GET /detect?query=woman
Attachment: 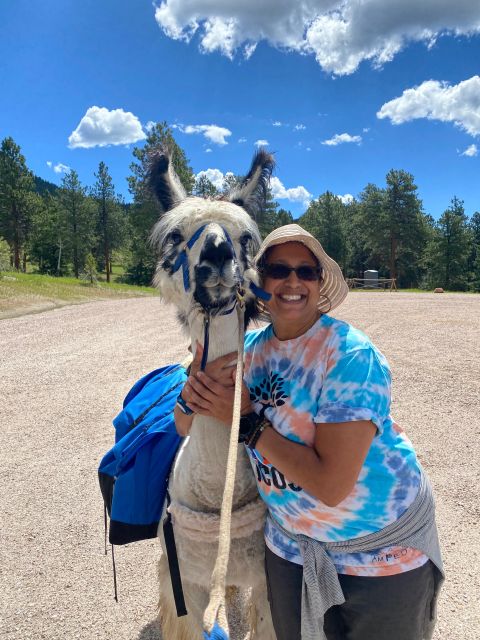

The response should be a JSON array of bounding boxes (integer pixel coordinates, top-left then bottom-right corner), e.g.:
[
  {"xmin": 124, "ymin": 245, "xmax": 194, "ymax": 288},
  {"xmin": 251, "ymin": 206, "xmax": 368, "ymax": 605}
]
[{"xmin": 175, "ymin": 224, "xmax": 443, "ymax": 640}]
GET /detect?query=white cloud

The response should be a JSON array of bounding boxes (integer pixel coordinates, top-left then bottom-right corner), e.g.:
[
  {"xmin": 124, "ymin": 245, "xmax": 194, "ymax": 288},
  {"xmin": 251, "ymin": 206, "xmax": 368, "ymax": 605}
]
[
  {"xmin": 244, "ymin": 43, "xmax": 257, "ymax": 59},
  {"xmin": 181, "ymin": 124, "xmax": 232, "ymax": 145},
  {"xmin": 205, "ymin": 147, "xmax": 213, "ymax": 153},
  {"xmin": 154, "ymin": 1, "xmax": 480, "ymax": 75},
  {"xmin": 306, "ymin": 147, "xmax": 312, "ymax": 151},
  {"xmin": 294, "ymin": 123, "xmax": 306, "ymax": 130},
  {"xmin": 461, "ymin": 144, "xmax": 478, "ymax": 157},
  {"xmin": 377, "ymin": 76, "xmax": 480, "ymax": 137},
  {"xmin": 46, "ymin": 161, "xmax": 52, "ymax": 168},
  {"xmin": 363, "ymin": 127, "xmax": 370, "ymax": 133},
  {"xmin": 68, "ymin": 106, "xmax": 146, "ymax": 148},
  {"xmin": 53, "ymin": 163, "xmax": 71, "ymax": 174},
  {"xmin": 338, "ymin": 193, "xmax": 354, "ymax": 204},
  {"xmin": 270, "ymin": 176, "xmax": 312, "ymax": 206},
  {"xmin": 254, "ymin": 139, "xmax": 269, "ymax": 147},
  {"xmin": 145, "ymin": 120, "xmax": 156, "ymax": 132},
  {"xmin": 238, "ymin": 137, "xmax": 247, "ymax": 143},
  {"xmin": 322, "ymin": 132, "xmax": 362, "ymax": 146},
  {"xmin": 272, "ymin": 121, "xmax": 282, "ymax": 127},
  {"xmin": 195, "ymin": 168, "xmax": 235, "ymax": 190}
]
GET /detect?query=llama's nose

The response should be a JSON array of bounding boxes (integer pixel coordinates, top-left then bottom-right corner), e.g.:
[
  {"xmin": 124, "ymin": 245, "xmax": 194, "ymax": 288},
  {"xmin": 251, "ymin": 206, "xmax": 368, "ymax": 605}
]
[{"xmin": 199, "ymin": 233, "xmax": 234, "ymax": 269}]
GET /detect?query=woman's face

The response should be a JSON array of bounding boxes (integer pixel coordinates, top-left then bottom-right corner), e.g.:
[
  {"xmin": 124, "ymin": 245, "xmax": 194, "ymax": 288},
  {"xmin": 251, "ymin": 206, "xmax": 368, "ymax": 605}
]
[{"xmin": 262, "ymin": 242, "xmax": 322, "ymax": 339}]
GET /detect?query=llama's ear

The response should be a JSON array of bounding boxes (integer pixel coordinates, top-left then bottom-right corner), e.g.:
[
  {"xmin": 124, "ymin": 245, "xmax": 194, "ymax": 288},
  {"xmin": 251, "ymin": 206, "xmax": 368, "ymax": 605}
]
[
  {"xmin": 227, "ymin": 150, "xmax": 275, "ymax": 219},
  {"xmin": 148, "ymin": 149, "xmax": 187, "ymax": 213}
]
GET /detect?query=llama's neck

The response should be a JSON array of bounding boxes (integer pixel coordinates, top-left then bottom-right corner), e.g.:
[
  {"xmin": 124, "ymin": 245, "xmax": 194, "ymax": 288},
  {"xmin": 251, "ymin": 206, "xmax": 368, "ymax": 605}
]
[
  {"xmin": 189, "ymin": 311, "xmax": 240, "ymax": 360},
  {"xmin": 170, "ymin": 309, "xmax": 257, "ymax": 512}
]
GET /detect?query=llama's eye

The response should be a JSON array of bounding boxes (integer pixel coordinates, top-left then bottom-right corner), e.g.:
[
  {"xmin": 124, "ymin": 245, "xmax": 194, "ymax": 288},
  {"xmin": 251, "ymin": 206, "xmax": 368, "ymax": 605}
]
[
  {"xmin": 240, "ymin": 232, "xmax": 252, "ymax": 246},
  {"xmin": 169, "ymin": 230, "xmax": 184, "ymax": 245}
]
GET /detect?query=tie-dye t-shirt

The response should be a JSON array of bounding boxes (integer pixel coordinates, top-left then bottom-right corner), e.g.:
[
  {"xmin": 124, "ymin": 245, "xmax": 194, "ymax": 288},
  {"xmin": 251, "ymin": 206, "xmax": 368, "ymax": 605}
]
[{"xmin": 244, "ymin": 314, "xmax": 429, "ymax": 577}]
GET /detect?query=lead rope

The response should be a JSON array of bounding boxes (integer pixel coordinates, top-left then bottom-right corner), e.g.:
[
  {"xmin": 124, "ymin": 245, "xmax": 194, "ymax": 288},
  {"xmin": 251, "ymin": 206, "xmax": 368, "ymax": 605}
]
[{"xmin": 202, "ymin": 292, "xmax": 246, "ymax": 639}]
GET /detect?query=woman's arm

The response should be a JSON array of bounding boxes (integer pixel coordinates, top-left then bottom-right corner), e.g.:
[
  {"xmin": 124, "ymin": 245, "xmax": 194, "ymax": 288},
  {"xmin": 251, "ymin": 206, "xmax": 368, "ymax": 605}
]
[
  {"xmin": 174, "ymin": 404, "xmax": 195, "ymax": 437},
  {"xmin": 253, "ymin": 419, "xmax": 376, "ymax": 507}
]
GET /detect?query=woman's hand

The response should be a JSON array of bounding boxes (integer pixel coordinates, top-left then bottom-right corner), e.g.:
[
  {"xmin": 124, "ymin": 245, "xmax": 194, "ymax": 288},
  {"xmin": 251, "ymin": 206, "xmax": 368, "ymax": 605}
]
[
  {"xmin": 174, "ymin": 342, "xmax": 237, "ymax": 437},
  {"xmin": 187, "ymin": 371, "xmax": 253, "ymax": 424},
  {"xmin": 189, "ymin": 341, "xmax": 237, "ymax": 386},
  {"xmin": 181, "ymin": 346, "xmax": 252, "ymax": 424}
]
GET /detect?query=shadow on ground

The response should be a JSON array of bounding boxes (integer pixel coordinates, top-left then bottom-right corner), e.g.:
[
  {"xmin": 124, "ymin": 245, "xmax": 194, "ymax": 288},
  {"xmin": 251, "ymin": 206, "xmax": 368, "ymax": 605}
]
[{"xmin": 138, "ymin": 620, "xmax": 161, "ymax": 640}]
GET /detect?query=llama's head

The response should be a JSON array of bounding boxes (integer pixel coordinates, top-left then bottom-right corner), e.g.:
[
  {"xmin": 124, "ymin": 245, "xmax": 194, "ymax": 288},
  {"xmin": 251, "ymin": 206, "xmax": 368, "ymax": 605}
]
[{"xmin": 149, "ymin": 149, "xmax": 275, "ymax": 327}]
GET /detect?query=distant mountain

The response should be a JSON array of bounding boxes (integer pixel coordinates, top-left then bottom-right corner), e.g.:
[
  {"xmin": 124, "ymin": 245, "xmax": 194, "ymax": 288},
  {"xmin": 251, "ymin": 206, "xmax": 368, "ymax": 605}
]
[{"xmin": 34, "ymin": 175, "xmax": 59, "ymax": 196}]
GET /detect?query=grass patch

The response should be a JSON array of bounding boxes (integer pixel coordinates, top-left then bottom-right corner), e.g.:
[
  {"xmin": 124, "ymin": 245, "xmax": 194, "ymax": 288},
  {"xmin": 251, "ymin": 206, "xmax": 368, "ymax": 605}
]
[{"xmin": 0, "ymin": 271, "xmax": 156, "ymax": 319}]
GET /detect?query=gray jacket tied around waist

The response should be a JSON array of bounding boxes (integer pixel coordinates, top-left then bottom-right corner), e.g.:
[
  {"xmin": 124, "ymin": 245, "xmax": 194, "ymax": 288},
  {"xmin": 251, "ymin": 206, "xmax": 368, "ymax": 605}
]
[{"xmin": 268, "ymin": 467, "xmax": 444, "ymax": 640}]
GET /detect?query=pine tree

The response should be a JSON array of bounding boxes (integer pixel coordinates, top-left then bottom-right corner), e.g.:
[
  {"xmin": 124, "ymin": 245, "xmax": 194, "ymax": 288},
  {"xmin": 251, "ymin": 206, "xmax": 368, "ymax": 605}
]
[
  {"xmin": 384, "ymin": 170, "xmax": 426, "ymax": 285},
  {"xmin": 468, "ymin": 211, "xmax": 480, "ymax": 291},
  {"xmin": 126, "ymin": 122, "xmax": 194, "ymax": 285},
  {"xmin": 257, "ymin": 188, "xmax": 280, "ymax": 238},
  {"xmin": 194, "ymin": 175, "xmax": 219, "ymax": 198},
  {"xmin": 337, "ymin": 198, "xmax": 367, "ymax": 278},
  {"xmin": 221, "ymin": 173, "xmax": 239, "ymax": 194},
  {"xmin": 276, "ymin": 208, "xmax": 294, "ymax": 226},
  {"xmin": 424, "ymin": 197, "xmax": 472, "ymax": 290},
  {"xmin": 0, "ymin": 137, "xmax": 35, "ymax": 270},
  {"xmin": 27, "ymin": 191, "xmax": 64, "ymax": 274},
  {"xmin": 298, "ymin": 192, "xmax": 347, "ymax": 269},
  {"xmin": 59, "ymin": 170, "xmax": 96, "ymax": 278},
  {"xmin": 354, "ymin": 173, "xmax": 427, "ymax": 286},
  {"xmin": 356, "ymin": 183, "xmax": 387, "ymax": 274},
  {"xmin": 128, "ymin": 121, "xmax": 194, "ymax": 201},
  {"xmin": 81, "ymin": 253, "xmax": 98, "ymax": 285},
  {"xmin": 92, "ymin": 162, "xmax": 116, "ymax": 282}
]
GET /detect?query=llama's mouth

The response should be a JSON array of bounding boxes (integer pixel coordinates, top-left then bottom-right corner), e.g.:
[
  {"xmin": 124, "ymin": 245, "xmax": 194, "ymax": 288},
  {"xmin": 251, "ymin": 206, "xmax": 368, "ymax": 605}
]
[
  {"xmin": 194, "ymin": 261, "xmax": 242, "ymax": 313},
  {"xmin": 194, "ymin": 282, "xmax": 237, "ymax": 313}
]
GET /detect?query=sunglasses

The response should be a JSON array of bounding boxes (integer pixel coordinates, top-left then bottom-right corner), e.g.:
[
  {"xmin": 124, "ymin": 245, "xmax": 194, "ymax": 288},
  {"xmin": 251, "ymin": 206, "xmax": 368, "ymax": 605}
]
[{"xmin": 262, "ymin": 263, "xmax": 322, "ymax": 281}]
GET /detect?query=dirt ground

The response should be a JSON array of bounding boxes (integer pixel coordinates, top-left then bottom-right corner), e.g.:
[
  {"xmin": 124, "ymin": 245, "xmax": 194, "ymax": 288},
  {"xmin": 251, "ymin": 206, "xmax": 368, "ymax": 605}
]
[{"xmin": 1, "ymin": 292, "xmax": 479, "ymax": 639}]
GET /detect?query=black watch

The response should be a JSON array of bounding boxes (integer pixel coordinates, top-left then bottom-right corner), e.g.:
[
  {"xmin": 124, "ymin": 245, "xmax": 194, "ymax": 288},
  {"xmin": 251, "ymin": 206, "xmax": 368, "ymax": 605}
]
[{"xmin": 238, "ymin": 412, "xmax": 262, "ymax": 443}]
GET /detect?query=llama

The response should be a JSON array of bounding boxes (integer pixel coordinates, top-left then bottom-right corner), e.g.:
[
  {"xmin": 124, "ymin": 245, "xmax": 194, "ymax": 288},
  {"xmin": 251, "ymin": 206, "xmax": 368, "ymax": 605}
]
[{"xmin": 149, "ymin": 149, "xmax": 277, "ymax": 640}]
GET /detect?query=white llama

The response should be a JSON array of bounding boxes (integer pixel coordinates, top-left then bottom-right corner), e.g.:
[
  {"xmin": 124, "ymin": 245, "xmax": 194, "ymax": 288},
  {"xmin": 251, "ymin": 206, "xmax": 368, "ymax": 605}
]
[{"xmin": 149, "ymin": 149, "xmax": 277, "ymax": 640}]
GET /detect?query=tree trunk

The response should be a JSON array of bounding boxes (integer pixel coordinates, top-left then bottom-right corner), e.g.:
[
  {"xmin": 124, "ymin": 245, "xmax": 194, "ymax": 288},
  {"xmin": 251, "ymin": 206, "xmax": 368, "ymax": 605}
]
[
  {"xmin": 14, "ymin": 235, "xmax": 20, "ymax": 270},
  {"xmin": 72, "ymin": 202, "xmax": 79, "ymax": 278},
  {"xmin": 389, "ymin": 234, "xmax": 397, "ymax": 281},
  {"xmin": 104, "ymin": 239, "xmax": 110, "ymax": 283},
  {"xmin": 102, "ymin": 195, "xmax": 110, "ymax": 282},
  {"xmin": 13, "ymin": 203, "xmax": 20, "ymax": 270},
  {"xmin": 57, "ymin": 239, "xmax": 62, "ymax": 276}
]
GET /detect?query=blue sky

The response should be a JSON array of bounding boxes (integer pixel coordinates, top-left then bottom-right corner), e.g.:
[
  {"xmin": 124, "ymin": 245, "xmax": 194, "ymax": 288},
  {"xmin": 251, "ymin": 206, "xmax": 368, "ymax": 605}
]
[{"xmin": 1, "ymin": 0, "xmax": 479, "ymax": 219}]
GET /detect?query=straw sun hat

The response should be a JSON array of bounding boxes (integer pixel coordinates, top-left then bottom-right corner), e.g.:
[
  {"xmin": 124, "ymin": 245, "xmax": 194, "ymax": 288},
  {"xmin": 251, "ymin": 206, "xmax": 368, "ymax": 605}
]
[{"xmin": 255, "ymin": 224, "xmax": 349, "ymax": 314}]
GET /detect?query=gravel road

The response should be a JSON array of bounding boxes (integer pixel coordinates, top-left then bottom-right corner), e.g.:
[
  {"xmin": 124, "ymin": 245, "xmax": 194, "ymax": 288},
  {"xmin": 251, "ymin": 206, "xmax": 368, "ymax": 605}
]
[{"xmin": 1, "ymin": 293, "xmax": 479, "ymax": 639}]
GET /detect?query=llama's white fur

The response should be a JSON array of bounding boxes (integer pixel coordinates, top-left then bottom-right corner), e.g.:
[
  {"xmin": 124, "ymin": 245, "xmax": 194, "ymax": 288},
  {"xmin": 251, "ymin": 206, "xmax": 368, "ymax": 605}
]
[{"xmin": 152, "ymin": 194, "xmax": 276, "ymax": 639}]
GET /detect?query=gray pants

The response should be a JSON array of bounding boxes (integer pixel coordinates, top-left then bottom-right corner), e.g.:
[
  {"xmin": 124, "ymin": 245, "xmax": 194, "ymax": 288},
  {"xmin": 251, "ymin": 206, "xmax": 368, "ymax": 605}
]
[{"xmin": 265, "ymin": 546, "xmax": 436, "ymax": 640}]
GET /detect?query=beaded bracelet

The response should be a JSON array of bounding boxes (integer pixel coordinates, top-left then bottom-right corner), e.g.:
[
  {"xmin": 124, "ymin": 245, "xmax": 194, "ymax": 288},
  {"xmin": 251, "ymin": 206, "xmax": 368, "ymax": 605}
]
[{"xmin": 245, "ymin": 419, "xmax": 269, "ymax": 449}]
